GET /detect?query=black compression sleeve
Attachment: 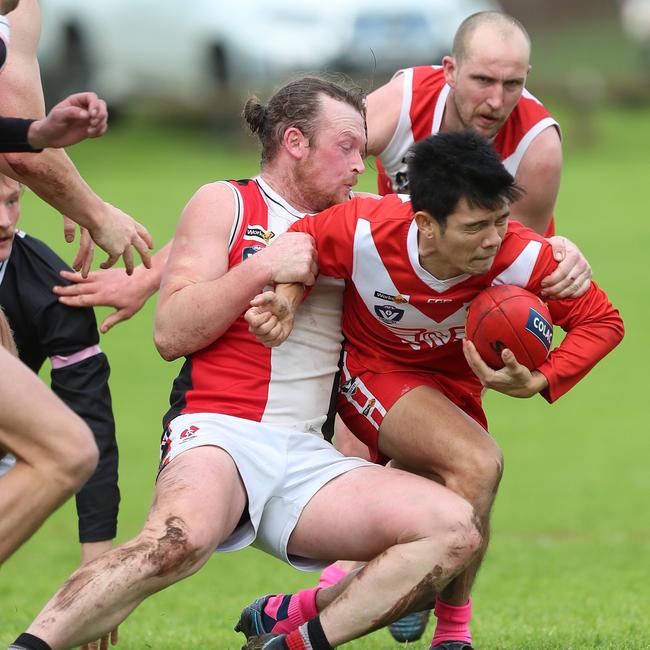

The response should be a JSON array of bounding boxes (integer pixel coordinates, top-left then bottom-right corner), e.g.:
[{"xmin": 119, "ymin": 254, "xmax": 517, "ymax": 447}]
[
  {"xmin": 51, "ymin": 354, "xmax": 120, "ymax": 542},
  {"xmin": 0, "ymin": 117, "xmax": 42, "ymax": 153}
]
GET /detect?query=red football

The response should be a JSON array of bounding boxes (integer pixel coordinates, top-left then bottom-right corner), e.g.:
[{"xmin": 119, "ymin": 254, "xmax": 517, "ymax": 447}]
[{"xmin": 465, "ymin": 285, "xmax": 553, "ymax": 370}]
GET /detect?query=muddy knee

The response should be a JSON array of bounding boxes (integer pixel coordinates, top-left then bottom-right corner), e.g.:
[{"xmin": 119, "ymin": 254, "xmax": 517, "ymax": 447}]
[{"xmin": 127, "ymin": 517, "xmax": 213, "ymax": 580}]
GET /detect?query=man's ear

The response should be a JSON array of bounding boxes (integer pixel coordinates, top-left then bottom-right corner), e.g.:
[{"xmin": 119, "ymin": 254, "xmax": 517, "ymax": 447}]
[
  {"xmin": 414, "ymin": 210, "xmax": 438, "ymax": 239},
  {"xmin": 442, "ymin": 55, "xmax": 458, "ymax": 88},
  {"xmin": 283, "ymin": 126, "xmax": 309, "ymax": 161}
]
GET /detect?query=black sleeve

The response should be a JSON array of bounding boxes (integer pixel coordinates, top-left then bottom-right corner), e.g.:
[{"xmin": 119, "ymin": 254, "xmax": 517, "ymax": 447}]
[
  {"xmin": 51, "ymin": 355, "xmax": 120, "ymax": 543},
  {"xmin": 0, "ymin": 117, "xmax": 42, "ymax": 152},
  {"xmin": 16, "ymin": 236, "xmax": 120, "ymax": 542}
]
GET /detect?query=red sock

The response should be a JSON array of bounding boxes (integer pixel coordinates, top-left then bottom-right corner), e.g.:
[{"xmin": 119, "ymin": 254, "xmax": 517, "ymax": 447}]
[
  {"xmin": 431, "ymin": 597, "xmax": 472, "ymax": 646},
  {"xmin": 317, "ymin": 563, "xmax": 348, "ymax": 589},
  {"xmin": 264, "ymin": 587, "xmax": 320, "ymax": 634}
]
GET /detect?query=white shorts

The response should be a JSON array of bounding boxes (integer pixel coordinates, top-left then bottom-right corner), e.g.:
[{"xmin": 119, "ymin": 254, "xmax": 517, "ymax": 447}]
[{"xmin": 160, "ymin": 412, "xmax": 372, "ymax": 571}]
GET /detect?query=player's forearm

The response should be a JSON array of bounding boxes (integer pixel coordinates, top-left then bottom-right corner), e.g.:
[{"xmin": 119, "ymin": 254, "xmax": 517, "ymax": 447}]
[
  {"xmin": 155, "ymin": 255, "xmax": 274, "ymax": 360},
  {"xmin": 2, "ymin": 148, "xmax": 103, "ymax": 230},
  {"xmin": 539, "ymin": 291, "xmax": 624, "ymax": 402}
]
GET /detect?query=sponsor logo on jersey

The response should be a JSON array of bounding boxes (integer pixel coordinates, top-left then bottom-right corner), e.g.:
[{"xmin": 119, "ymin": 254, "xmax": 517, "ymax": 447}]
[
  {"xmin": 179, "ymin": 424, "xmax": 200, "ymax": 440},
  {"xmin": 427, "ymin": 297, "xmax": 453, "ymax": 304},
  {"xmin": 525, "ymin": 308, "xmax": 553, "ymax": 351},
  {"xmin": 374, "ymin": 305, "xmax": 405, "ymax": 323},
  {"xmin": 244, "ymin": 225, "xmax": 275, "ymax": 244},
  {"xmin": 362, "ymin": 398, "xmax": 376, "ymax": 416},
  {"xmin": 374, "ymin": 290, "xmax": 409, "ymax": 304},
  {"xmin": 243, "ymin": 245, "xmax": 264, "ymax": 260}
]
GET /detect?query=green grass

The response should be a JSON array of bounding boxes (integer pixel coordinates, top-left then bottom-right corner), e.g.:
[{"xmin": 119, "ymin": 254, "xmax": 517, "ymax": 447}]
[{"xmin": 1, "ymin": 106, "xmax": 649, "ymax": 649}]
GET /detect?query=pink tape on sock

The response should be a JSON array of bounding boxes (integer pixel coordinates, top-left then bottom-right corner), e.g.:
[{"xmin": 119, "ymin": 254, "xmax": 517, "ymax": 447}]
[
  {"xmin": 317, "ymin": 563, "xmax": 348, "ymax": 589},
  {"xmin": 432, "ymin": 598, "xmax": 472, "ymax": 645},
  {"xmin": 270, "ymin": 587, "xmax": 320, "ymax": 635},
  {"xmin": 264, "ymin": 594, "xmax": 286, "ymax": 620}
]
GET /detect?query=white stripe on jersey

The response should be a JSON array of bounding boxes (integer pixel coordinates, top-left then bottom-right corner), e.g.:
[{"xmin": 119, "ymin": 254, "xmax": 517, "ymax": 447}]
[
  {"xmin": 352, "ymin": 219, "xmax": 469, "ymax": 351},
  {"xmin": 501, "ymin": 117, "xmax": 558, "ymax": 176},
  {"xmin": 253, "ymin": 177, "xmax": 344, "ymax": 433},
  {"xmin": 380, "ymin": 67, "xmax": 416, "ymax": 168},
  {"xmin": 220, "ymin": 181, "xmax": 244, "ymax": 250},
  {"xmin": 492, "ymin": 240, "xmax": 542, "ymax": 287}
]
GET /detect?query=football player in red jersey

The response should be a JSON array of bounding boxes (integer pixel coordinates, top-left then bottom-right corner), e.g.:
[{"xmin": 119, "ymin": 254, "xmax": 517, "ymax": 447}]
[
  {"xmin": 243, "ymin": 131, "xmax": 623, "ymax": 650},
  {"xmin": 367, "ymin": 11, "xmax": 561, "ymax": 239}
]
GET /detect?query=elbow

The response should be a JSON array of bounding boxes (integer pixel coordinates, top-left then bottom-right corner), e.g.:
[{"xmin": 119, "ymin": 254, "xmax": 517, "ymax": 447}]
[
  {"xmin": 615, "ymin": 317, "xmax": 625, "ymax": 346},
  {"xmin": 153, "ymin": 328, "xmax": 181, "ymax": 362}
]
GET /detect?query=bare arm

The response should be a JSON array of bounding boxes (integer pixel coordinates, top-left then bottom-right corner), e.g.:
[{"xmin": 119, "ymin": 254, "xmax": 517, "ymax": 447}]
[
  {"xmin": 154, "ymin": 184, "xmax": 317, "ymax": 361},
  {"xmin": 510, "ymin": 126, "xmax": 562, "ymax": 236},
  {"xmin": 365, "ymin": 73, "xmax": 404, "ymax": 157},
  {"xmin": 0, "ymin": 0, "xmax": 153, "ymax": 275}
]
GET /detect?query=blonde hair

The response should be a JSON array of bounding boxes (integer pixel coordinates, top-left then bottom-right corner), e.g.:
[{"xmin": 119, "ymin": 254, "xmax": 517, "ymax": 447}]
[{"xmin": 0, "ymin": 307, "xmax": 17, "ymax": 357}]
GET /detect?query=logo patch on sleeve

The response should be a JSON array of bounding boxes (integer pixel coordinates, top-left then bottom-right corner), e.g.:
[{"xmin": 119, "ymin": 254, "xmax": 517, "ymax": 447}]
[{"xmin": 525, "ymin": 307, "xmax": 553, "ymax": 351}]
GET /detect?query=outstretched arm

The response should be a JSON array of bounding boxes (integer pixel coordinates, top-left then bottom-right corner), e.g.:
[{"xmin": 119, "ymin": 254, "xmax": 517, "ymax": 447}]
[{"xmin": 0, "ymin": 0, "xmax": 153, "ymax": 276}]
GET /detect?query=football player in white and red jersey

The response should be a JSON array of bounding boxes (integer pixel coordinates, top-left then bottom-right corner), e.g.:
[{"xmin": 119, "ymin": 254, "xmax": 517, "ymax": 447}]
[
  {"xmin": 243, "ymin": 131, "xmax": 624, "ymax": 650},
  {"xmin": 13, "ymin": 78, "xmax": 486, "ymax": 650},
  {"xmin": 367, "ymin": 11, "xmax": 561, "ymax": 239}
]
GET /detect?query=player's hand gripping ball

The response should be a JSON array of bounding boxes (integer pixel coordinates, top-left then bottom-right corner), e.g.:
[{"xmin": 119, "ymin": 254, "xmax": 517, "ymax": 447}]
[{"xmin": 465, "ymin": 285, "xmax": 553, "ymax": 370}]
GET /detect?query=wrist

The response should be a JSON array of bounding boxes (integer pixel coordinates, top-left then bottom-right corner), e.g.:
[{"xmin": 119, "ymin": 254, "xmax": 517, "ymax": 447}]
[
  {"xmin": 528, "ymin": 370, "xmax": 549, "ymax": 396},
  {"xmin": 26, "ymin": 119, "xmax": 46, "ymax": 149}
]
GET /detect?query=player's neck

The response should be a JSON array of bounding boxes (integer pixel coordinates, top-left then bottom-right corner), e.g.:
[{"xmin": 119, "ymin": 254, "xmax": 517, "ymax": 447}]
[
  {"xmin": 441, "ymin": 93, "xmax": 464, "ymax": 134},
  {"xmin": 260, "ymin": 169, "xmax": 320, "ymax": 214},
  {"xmin": 418, "ymin": 239, "xmax": 460, "ymax": 280}
]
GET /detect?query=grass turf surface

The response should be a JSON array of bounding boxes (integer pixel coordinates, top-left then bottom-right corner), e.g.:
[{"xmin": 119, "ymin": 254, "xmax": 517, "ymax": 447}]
[{"xmin": 1, "ymin": 105, "xmax": 648, "ymax": 649}]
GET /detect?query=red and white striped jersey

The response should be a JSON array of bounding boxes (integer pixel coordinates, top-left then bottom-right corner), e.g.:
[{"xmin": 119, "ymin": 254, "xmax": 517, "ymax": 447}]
[
  {"xmin": 376, "ymin": 66, "xmax": 560, "ymax": 230},
  {"xmin": 164, "ymin": 177, "xmax": 344, "ymax": 433},
  {"xmin": 289, "ymin": 194, "xmax": 623, "ymax": 403}
]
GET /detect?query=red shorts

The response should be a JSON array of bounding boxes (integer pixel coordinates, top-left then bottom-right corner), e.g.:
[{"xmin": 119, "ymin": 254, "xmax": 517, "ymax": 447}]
[{"xmin": 337, "ymin": 352, "xmax": 487, "ymax": 464}]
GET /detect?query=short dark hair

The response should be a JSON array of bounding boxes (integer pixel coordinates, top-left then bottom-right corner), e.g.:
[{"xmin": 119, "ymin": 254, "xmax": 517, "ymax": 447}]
[
  {"xmin": 407, "ymin": 131, "xmax": 524, "ymax": 230},
  {"xmin": 242, "ymin": 76, "xmax": 366, "ymax": 166}
]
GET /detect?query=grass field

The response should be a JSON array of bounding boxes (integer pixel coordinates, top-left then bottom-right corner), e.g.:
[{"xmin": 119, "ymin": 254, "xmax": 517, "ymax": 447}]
[{"xmin": 1, "ymin": 104, "xmax": 649, "ymax": 649}]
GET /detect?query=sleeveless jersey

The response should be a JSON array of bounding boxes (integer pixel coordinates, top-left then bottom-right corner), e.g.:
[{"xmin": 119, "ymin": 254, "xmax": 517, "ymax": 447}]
[
  {"xmin": 164, "ymin": 177, "xmax": 344, "ymax": 433},
  {"xmin": 376, "ymin": 66, "xmax": 560, "ymax": 234},
  {"xmin": 290, "ymin": 194, "xmax": 623, "ymax": 403}
]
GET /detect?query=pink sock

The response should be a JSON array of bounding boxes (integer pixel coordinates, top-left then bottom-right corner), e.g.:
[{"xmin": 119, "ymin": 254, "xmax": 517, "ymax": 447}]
[
  {"xmin": 317, "ymin": 563, "xmax": 348, "ymax": 589},
  {"xmin": 431, "ymin": 597, "xmax": 472, "ymax": 646},
  {"xmin": 264, "ymin": 587, "xmax": 320, "ymax": 634}
]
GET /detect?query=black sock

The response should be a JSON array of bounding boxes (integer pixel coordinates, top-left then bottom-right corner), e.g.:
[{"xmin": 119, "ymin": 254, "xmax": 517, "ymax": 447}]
[
  {"xmin": 306, "ymin": 616, "xmax": 334, "ymax": 650},
  {"xmin": 9, "ymin": 633, "xmax": 52, "ymax": 650}
]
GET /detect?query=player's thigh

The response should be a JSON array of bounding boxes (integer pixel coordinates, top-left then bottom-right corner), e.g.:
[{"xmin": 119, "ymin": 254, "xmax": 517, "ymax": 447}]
[
  {"xmin": 144, "ymin": 445, "xmax": 248, "ymax": 552},
  {"xmin": 333, "ymin": 415, "xmax": 372, "ymax": 460},
  {"xmin": 0, "ymin": 348, "xmax": 91, "ymax": 462},
  {"xmin": 379, "ymin": 385, "xmax": 500, "ymax": 479},
  {"xmin": 288, "ymin": 464, "xmax": 472, "ymax": 562}
]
